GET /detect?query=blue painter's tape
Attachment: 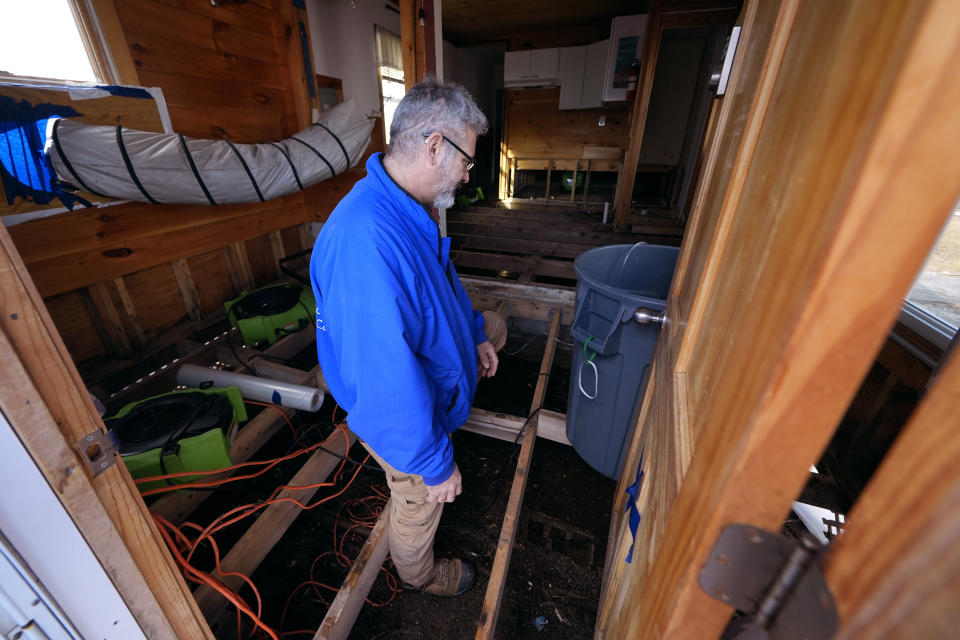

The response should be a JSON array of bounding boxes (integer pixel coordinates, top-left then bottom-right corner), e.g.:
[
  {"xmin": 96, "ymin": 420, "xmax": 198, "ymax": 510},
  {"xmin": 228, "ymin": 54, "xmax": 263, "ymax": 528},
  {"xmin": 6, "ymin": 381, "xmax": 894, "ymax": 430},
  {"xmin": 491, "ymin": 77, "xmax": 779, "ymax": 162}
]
[
  {"xmin": 95, "ymin": 85, "xmax": 153, "ymax": 99},
  {"xmin": 624, "ymin": 445, "xmax": 646, "ymax": 563},
  {"xmin": 0, "ymin": 96, "xmax": 87, "ymax": 209},
  {"xmin": 272, "ymin": 390, "xmax": 282, "ymax": 405},
  {"xmin": 299, "ymin": 22, "xmax": 316, "ymax": 99},
  {"xmin": 292, "ymin": 0, "xmax": 306, "ymax": 8}
]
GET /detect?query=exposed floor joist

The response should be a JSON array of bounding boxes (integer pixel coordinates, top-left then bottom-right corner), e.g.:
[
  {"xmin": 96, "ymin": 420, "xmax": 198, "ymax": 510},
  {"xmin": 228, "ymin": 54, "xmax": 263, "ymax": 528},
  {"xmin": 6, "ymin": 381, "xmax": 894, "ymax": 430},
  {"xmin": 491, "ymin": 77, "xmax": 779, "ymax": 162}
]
[
  {"xmin": 462, "ymin": 407, "xmax": 569, "ymax": 446},
  {"xmin": 90, "ymin": 268, "xmax": 580, "ymax": 638},
  {"xmin": 476, "ymin": 309, "xmax": 562, "ymax": 639},
  {"xmin": 192, "ymin": 427, "xmax": 358, "ymax": 620},
  {"xmin": 314, "ymin": 504, "xmax": 392, "ymax": 640}
]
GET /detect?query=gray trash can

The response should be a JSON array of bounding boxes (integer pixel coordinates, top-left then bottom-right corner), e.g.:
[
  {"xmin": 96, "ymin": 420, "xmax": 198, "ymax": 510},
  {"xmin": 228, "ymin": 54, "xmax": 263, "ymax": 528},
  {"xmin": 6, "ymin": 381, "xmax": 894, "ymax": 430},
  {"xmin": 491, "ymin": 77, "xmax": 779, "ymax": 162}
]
[{"xmin": 566, "ymin": 243, "xmax": 679, "ymax": 479}]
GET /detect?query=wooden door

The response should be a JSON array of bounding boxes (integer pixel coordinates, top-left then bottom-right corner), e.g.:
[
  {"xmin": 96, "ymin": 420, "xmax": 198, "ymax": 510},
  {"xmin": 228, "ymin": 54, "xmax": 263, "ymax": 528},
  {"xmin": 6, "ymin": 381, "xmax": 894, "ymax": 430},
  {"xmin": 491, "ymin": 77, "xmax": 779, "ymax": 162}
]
[{"xmin": 597, "ymin": 0, "xmax": 960, "ymax": 638}]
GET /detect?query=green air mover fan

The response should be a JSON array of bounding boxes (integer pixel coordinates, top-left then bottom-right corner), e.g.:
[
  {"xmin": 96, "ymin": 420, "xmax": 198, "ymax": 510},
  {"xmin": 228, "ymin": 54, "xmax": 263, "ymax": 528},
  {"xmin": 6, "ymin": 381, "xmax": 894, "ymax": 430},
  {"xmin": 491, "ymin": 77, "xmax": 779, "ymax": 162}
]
[
  {"xmin": 561, "ymin": 171, "xmax": 584, "ymax": 192},
  {"xmin": 104, "ymin": 387, "xmax": 247, "ymax": 492},
  {"xmin": 455, "ymin": 186, "xmax": 485, "ymax": 208},
  {"xmin": 225, "ymin": 283, "xmax": 316, "ymax": 346}
]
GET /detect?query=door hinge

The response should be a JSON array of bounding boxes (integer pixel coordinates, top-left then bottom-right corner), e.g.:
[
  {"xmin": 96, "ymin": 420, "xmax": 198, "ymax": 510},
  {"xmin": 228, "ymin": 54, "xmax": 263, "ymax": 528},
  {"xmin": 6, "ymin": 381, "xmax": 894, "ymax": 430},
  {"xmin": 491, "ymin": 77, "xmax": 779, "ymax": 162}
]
[
  {"xmin": 77, "ymin": 429, "xmax": 118, "ymax": 477},
  {"xmin": 699, "ymin": 523, "xmax": 838, "ymax": 640}
]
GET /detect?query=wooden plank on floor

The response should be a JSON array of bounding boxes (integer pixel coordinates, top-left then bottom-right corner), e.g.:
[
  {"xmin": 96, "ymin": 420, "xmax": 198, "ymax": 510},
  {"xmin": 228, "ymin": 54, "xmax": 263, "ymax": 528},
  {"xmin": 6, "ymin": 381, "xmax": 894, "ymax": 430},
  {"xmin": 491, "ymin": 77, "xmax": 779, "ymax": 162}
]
[
  {"xmin": 449, "ymin": 233, "xmax": 596, "ymax": 260},
  {"xmin": 192, "ymin": 427, "xmax": 358, "ymax": 620},
  {"xmin": 261, "ymin": 324, "xmax": 317, "ymax": 361},
  {"xmin": 447, "ymin": 219, "xmax": 668, "ymax": 246},
  {"xmin": 476, "ymin": 310, "xmax": 561, "ymax": 639},
  {"xmin": 462, "ymin": 408, "xmax": 569, "ymax": 446},
  {"xmin": 454, "ymin": 250, "xmax": 575, "ymax": 281},
  {"xmin": 461, "ymin": 276, "xmax": 575, "ymax": 306},
  {"xmin": 461, "ymin": 277, "xmax": 575, "ymax": 313},
  {"xmin": 314, "ymin": 504, "xmax": 392, "ymax": 640},
  {"xmin": 462, "ymin": 276, "xmax": 575, "ymax": 324}
]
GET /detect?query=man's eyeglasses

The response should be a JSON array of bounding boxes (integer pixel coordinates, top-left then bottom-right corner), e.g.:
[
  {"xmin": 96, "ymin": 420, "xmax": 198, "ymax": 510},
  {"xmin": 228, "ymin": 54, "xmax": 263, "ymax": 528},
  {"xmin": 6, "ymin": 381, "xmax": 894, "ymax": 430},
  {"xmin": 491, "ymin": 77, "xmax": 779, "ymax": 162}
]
[{"xmin": 423, "ymin": 132, "xmax": 474, "ymax": 171}]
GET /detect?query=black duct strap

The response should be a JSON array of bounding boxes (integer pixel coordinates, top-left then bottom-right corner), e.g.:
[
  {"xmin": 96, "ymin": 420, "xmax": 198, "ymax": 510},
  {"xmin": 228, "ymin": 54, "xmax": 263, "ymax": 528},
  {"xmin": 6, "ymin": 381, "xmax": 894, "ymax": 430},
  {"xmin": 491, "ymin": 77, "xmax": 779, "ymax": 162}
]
[
  {"xmin": 269, "ymin": 142, "xmax": 304, "ymax": 191},
  {"xmin": 116, "ymin": 126, "xmax": 158, "ymax": 204},
  {"xmin": 225, "ymin": 139, "xmax": 265, "ymax": 202},
  {"xmin": 178, "ymin": 133, "xmax": 217, "ymax": 205},
  {"xmin": 289, "ymin": 135, "xmax": 335, "ymax": 177},
  {"xmin": 52, "ymin": 119, "xmax": 109, "ymax": 198},
  {"xmin": 314, "ymin": 122, "xmax": 350, "ymax": 169}
]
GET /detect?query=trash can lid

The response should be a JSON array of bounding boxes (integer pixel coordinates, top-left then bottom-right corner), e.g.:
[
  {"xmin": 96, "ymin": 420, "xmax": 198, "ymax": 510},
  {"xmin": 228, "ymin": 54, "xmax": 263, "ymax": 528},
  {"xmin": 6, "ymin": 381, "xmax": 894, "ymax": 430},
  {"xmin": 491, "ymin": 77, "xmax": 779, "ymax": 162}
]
[{"xmin": 574, "ymin": 243, "xmax": 679, "ymax": 302}]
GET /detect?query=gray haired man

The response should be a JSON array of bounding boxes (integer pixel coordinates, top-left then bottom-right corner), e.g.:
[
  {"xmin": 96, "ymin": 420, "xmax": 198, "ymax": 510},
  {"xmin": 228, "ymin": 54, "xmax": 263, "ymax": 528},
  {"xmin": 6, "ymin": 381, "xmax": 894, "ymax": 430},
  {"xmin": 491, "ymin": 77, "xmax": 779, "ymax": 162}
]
[{"xmin": 310, "ymin": 77, "xmax": 507, "ymax": 597}]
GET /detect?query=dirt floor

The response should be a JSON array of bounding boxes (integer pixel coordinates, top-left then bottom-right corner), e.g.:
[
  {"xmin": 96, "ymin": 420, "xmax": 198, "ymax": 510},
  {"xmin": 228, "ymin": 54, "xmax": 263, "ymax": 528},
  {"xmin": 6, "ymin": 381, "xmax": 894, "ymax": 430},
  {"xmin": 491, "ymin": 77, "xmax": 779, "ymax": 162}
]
[{"xmin": 180, "ymin": 328, "xmax": 617, "ymax": 640}]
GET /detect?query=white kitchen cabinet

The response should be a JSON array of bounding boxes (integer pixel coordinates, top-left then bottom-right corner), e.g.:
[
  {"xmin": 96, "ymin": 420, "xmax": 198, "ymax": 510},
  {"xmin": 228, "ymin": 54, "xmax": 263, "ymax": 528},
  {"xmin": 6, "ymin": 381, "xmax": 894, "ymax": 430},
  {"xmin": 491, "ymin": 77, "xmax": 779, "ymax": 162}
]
[
  {"xmin": 504, "ymin": 48, "xmax": 560, "ymax": 87},
  {"xmin": 559, "ymin": 40, "xmax": 608, "ymax": 110}
]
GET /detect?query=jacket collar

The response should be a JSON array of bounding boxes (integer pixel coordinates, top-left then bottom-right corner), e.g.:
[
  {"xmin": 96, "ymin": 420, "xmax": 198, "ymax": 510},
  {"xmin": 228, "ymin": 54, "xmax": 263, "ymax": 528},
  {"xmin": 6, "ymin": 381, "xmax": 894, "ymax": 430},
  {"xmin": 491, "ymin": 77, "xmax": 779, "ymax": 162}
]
[{"xmin": 367, "ymin": 153, "xmax": 439, "ymax": 241}]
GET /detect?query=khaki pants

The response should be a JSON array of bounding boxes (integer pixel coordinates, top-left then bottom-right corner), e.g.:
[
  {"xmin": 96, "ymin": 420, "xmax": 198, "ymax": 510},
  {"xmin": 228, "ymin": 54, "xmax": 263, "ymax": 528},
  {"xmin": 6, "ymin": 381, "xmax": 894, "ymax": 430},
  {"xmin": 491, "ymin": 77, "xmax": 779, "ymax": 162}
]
[
  {"xmin": 362, "ymin": 310, "xmax": 507, "ymax": 587},
  {"xmin": 481, "ymin": 310, "xmax": 507, "ymax": 352},
  {"xmin": 360, "ymin": 443, "xmax": 444, "ymax": 587}
]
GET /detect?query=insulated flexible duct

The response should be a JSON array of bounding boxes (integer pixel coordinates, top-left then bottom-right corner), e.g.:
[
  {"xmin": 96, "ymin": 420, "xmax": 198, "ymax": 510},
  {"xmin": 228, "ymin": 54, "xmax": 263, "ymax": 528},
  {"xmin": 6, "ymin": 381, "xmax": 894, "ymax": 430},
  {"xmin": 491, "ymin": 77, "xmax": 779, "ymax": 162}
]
[{"xmin": 44, "ymin": 99, "xmax": 374, "ymax": 205}]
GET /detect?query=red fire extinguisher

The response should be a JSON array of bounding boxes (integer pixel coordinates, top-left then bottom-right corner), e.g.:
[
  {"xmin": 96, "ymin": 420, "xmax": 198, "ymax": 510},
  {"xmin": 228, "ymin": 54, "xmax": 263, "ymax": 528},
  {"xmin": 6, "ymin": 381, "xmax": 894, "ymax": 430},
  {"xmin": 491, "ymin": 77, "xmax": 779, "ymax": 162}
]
[{"xmin": 626, "ymin": 59, "xmax": 641, "ymax": 102}]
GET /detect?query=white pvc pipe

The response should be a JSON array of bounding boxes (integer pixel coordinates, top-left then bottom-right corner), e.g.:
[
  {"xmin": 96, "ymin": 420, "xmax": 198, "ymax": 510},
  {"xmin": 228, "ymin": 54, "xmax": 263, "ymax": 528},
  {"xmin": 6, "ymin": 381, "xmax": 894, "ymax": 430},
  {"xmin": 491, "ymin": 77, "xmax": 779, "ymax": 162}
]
[{"xmin": 176, "ymin": 364, "xmax": 324, "ymax": 413}]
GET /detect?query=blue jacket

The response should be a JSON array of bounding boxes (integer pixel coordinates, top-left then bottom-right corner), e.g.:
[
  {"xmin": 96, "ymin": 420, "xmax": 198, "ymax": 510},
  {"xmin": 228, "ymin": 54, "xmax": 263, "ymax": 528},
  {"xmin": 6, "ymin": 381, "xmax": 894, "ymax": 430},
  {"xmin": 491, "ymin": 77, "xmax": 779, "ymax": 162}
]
[{"xmin": 309, "ymin": 153, "xmax": 488, "ymax": 485}]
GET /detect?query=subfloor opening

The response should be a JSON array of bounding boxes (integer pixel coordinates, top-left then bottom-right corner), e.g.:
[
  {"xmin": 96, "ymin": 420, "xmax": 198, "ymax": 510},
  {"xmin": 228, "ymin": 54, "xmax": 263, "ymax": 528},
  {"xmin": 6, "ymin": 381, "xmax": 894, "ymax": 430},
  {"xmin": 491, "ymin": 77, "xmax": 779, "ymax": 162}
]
[{"xmin": 127, "ymin": 314, "xmax": 614, "ymax": 639}]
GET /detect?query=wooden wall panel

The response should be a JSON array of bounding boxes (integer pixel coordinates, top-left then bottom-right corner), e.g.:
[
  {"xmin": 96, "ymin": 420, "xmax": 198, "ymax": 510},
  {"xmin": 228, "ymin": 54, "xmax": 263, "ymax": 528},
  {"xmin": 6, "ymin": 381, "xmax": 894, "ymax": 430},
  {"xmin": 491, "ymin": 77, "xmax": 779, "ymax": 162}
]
[
  {"xmin": 22, "ymin": 201, "xmax": 307, "ymax": 297},
  {"xmin": 187, "ymin": 250, "xmax": 236, "ymax": 315},
  {"xmin": 115, "ymin": 0, "xmax": 300, "ymax": 140},
  {"xmin": 44, "ymin": 291, "xmax": 107, "ymax": 363},
  {"xmin": 122, "ymin": 264, "xmax": 187, "ymax": 340},
  {"xmin": 2, "ymin": 0, "xmax": 361, "ymax": 375},
  {"xmin": 114, "ymin": 0, "xmax": 281, "ymax": 63},
  {"xmin": 281, "ymin": 225, "xmax": 304, "ymax": 257},
  {"xmin": 504, "ymin": 89, "xmax": 628, "ymax": 160},
  {"xmin": 13, "ymin": 192, "xmax": 304, "ymax": 267},
  {"xmin": 245, "ymin": 235, "xmax": 277, "ymax": 287},
  {"xmin": 137, "ymin": 0, "xmax": 278, "ymax": 33},
  {"xmin": 124, "ymin": 31, "xmax": 288, "ymax": 88}
]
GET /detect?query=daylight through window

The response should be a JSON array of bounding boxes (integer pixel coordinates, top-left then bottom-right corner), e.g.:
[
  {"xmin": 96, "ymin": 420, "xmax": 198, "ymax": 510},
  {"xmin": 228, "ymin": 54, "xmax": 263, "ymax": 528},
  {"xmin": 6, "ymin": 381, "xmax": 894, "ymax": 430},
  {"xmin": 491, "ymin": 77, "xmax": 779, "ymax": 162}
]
[{"xmin": 0, "ymin": 0, "xmax": 96, "ymax": 83}]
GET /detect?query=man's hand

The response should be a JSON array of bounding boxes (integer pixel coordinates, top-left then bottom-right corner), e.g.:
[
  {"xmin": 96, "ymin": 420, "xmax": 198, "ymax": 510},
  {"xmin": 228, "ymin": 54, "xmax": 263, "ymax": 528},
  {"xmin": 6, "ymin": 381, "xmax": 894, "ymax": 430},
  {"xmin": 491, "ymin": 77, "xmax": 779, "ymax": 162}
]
[
  {"xmin": 425, "ymin": 464, "xmax": 462, "ymax": 503},
  {"xmin": 477, "ymin": 340, "xmax": 499, "ymax": 378}
]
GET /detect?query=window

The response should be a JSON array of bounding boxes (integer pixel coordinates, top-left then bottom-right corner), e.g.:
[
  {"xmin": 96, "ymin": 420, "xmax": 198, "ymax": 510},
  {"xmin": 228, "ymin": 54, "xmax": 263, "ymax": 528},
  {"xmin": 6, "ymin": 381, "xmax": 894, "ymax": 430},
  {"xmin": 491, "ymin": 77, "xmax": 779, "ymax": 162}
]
[
  {"xmin": 374, "ymin": 26, "xmax": 404, "ymax": 144},
  {"xmin": 1, "ymin": 0, "xmax": 106, "ymax": 211},
  {"xmin": 902, "ymin": 204, "xmax": 960, "ymax": 348},
  {"xmin": 0, "ymin": 0, "xmax": 97, "ymax": 83}
]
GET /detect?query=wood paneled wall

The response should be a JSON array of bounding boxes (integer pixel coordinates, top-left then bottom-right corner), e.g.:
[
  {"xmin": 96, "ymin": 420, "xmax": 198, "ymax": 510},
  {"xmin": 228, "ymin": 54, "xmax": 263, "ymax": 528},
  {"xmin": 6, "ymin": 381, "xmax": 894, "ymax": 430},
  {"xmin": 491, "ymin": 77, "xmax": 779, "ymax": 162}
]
[
  {"xmin": 115, "ymin": 0, "xmax": 301, "ymax": 141},
  {"xmin": 4, "ymin": 0, "xmax": 374, "ymax": 373},
  {"xmin": 504, "ymin": 88, "xmax": 629, "ymax": 161}
]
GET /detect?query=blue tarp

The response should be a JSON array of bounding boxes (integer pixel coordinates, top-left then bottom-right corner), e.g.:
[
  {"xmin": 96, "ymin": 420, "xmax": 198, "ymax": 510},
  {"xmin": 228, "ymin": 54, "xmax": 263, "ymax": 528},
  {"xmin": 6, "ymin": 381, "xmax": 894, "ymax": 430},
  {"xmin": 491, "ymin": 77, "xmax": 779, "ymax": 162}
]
[{"xmin": 0, "ymin": 96, "xmax": 88, "ymax": 209}]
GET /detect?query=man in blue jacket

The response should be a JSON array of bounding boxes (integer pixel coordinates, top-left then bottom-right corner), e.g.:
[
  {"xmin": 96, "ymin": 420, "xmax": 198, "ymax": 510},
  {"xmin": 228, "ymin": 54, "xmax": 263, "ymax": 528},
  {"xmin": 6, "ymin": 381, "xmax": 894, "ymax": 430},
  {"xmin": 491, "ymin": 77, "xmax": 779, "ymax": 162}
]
[{"xmin": 310, "ymin": 78, "xmax": 505, "ymax": 597}]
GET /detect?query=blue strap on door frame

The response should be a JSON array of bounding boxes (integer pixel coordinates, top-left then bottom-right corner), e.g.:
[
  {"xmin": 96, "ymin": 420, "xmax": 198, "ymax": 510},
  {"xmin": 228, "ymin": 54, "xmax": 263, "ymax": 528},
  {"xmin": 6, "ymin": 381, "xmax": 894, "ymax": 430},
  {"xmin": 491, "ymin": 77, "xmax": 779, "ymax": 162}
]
[{"xmin": 624, "ymin": 444, "xmax": 646, "ymax": 563}]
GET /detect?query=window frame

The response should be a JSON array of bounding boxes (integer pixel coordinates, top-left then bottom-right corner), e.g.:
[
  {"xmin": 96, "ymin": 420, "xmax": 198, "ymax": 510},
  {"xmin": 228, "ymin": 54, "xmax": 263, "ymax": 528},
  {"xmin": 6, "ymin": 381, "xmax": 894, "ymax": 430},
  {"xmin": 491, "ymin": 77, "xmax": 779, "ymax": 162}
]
[{"xmin": 0, "ymin": 0, "xmax": 132, "ymax": 87}]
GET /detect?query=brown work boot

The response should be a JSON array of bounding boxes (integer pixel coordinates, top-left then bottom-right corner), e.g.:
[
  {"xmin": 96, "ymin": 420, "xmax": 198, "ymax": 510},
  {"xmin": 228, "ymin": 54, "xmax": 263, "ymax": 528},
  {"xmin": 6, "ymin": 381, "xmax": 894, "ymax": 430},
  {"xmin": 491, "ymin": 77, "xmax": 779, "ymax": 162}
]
[{"xmin": 404, "ymin": 558, "xmax": 476, "ymax": 597}]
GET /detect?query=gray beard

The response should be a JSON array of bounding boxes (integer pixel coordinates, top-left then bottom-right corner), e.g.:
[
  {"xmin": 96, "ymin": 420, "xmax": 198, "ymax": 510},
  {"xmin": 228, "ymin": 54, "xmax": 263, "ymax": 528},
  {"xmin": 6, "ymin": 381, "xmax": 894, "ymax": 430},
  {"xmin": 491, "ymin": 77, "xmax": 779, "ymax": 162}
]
[
  {"xmin": 432, "ymin": 163, "xmax": 459, "ymax": 209},
  {"xmin": 433, "ymin": 188, "xmax": 455, "ymax": 210}
]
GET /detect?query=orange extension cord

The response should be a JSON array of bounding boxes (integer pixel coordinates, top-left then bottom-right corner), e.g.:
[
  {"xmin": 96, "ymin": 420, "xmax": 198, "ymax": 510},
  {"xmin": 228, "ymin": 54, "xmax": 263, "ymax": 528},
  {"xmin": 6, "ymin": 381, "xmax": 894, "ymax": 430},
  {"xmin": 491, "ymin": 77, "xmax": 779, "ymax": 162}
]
[{"xmin": 148, "ymin": 402, "xmax": 398, "ymax": 639}]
